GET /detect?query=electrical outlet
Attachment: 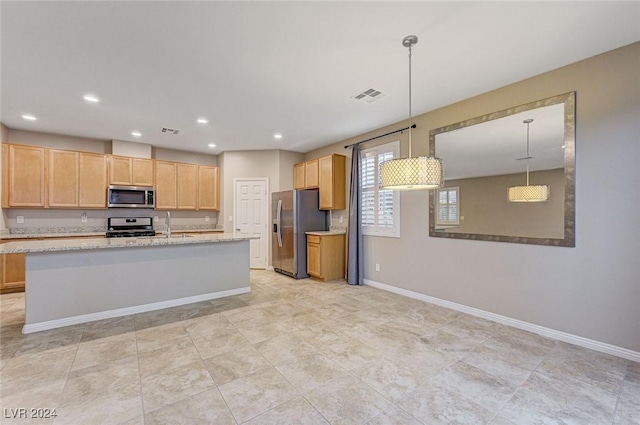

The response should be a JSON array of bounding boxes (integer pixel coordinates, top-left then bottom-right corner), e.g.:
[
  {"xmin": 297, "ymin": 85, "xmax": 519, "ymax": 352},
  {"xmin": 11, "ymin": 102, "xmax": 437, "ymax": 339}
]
[
  {"xmin": 16, "ymin": 216, "xmax": 24, "ymax": 224},
  {"xmin": 154, "ymin": 216, "xmax": 159, "ymax": 222},
  {"xmin": 375, "ymin": 263, "xmax": 380, "ymax": 272},
  {"xmin": 339, "ymin": 215, "xmax": 343, "ymax": 223},
  {"xmin": 81, "ymin": 212, "xmax": 87, "ymax": 223},
  {"xmin": 229, "ymin": 215, "xmax": 233, "ymax": 222},
  {"xmin": 205, "ymin": 216, "xmax": 210, "ymax": 222}
]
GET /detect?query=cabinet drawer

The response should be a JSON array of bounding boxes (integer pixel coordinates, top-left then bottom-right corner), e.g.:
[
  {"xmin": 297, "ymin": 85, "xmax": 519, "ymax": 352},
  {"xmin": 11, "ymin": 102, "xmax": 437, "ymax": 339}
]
[{"xmin": 307, "ymin": 235, "xmax": 321, "ymax": 244}]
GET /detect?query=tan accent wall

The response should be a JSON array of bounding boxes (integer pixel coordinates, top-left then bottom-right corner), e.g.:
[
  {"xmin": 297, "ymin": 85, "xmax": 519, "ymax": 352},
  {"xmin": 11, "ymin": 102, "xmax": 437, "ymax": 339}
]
[
  {"xmin": 305, "ymin": 42, "xmax": 640, "ymax": 351},
  {"xmin": 443, "ymin": 168, "xmax": 564, "ymax": 238}
]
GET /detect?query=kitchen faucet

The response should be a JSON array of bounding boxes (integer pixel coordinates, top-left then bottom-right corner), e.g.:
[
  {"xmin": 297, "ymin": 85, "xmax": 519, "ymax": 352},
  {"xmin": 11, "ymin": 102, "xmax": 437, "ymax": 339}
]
[{"xmin": 166, "ymin": 211, "xmax": 171, "ymax": 238}]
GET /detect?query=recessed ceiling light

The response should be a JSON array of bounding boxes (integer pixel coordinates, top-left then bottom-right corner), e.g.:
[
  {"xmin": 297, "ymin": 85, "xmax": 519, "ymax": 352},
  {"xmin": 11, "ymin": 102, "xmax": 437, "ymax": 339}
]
[
  {"xmin": 131, "ymin": 131, "xmax": 142, "ymax": 137},
  {"xmin": 208, "ymin": 143, "xmax": 216, "ymax": 148},
  {"xmin": 273, "ymin": 133, "xmax": 283, "ymax": 139},
  {"xmin": 22, "ymin": 114, "xmax": 37, "ymax": 121},
  {"xmin": 197, "ymin": 118, "xmax": 208, "ymax": 124},
  {"xmin": 83, "ymin": 94, "xmax": 99, "ymax": 103}
]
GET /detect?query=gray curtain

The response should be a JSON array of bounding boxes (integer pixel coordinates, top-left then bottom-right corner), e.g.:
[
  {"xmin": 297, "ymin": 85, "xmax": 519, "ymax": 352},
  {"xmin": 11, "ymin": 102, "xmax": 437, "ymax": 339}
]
[{"xmin": 347, "ymin": 145, "xmax": 363, "ymax": 285}]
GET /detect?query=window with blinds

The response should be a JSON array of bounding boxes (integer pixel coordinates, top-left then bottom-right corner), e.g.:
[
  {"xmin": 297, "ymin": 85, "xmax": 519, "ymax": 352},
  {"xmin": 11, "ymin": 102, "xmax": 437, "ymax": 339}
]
[
  {"xmin": 360, "ymin": 141, "xmax": 400, "ymax": 237},
  {"xmin": 436, "ymin": 187, "xmax": 459, "ymax": 226}
]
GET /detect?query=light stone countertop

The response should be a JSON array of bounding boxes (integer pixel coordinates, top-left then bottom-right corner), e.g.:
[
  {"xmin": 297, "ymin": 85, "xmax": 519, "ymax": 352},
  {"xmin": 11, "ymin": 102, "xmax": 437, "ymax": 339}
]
[
  {"xmin": 305, "ymin": 230, "xmax": 347, "ymax": 236},
  {"xmin": 0, "ymin": 232, "xmax": 106, "ymax": 240},
  {"xmin": 0, "ymin": 233, "xmax": 256, "ymax": 254}
]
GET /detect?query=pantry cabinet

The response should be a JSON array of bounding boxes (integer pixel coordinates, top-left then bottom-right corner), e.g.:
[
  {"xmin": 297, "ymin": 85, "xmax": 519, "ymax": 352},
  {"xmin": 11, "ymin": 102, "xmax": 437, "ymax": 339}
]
[{"xmin": 319, "ymin": 154, "xmax": 346, "ymax": 210}]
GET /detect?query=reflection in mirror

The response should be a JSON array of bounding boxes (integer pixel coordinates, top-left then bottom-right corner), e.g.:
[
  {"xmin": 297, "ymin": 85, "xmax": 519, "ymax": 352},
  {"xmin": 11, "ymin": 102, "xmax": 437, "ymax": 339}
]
[{"xmin": 429, "ymin": 92, "xmax": 575, "ymax": 246}]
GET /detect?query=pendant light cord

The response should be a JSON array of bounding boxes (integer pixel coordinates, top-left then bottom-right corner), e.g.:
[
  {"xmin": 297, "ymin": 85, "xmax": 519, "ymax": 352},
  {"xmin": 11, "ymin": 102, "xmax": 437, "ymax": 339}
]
[
  {"xmin": 525, "ymin": 120, "xmax": 531, "ymax": 186},
  {"xmin": 408, "ymin": 43, "xmax": 413, "ymax": 158}
]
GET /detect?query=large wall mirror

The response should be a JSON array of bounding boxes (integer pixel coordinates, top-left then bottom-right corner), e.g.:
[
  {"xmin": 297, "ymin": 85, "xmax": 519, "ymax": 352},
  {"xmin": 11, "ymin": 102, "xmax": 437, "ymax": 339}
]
[{"xmin": 429, "ymin": 92, "xmax": 575, "ymax": 247}]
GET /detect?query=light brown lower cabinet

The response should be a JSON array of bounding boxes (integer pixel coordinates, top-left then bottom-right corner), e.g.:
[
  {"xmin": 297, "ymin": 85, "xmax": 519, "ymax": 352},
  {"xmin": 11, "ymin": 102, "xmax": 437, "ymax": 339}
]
[
  {"xmin": 306, "ymin": 233, "xmax": 345, "ymax": 281},
  {"xmin": 1, "ymin": 252, "xmax": 25, "ymax": 294}
]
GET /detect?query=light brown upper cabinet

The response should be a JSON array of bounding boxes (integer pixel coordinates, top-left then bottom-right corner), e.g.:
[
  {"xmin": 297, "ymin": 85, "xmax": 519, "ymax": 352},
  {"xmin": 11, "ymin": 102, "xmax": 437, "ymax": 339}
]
[
  {"xmin": 2, "ymin": 144, "xmax": 46, "ymax": 208},
  {"xmin": 154, "ymin": 160, "xmax": 177, "ymax": 210},
  {"xmin": 319, "ymin": 154, "xmax": 346, "ymax": 210},
  {"xmin": 293, "ymin": 159, "xmax": 319, "ymax": 190},
  {"xmin": 48, "ymin": 150, "xmax": 109, "ymax": 209},
  {"xmin": 198, "ymin": 165, "xmax": 220, "ymax": 210},
  {"xmin": 176, "ymin": 163, "xmax": 198, "ymax": 210},
  {"xmin": 48, "ymin": 149, "xmax": 79, "ymax": 208},
  {"xmin": 109, "ymin": 155, "xmax": 154, "ymax": 186},
  {"xmin": 293, "ymin": 163, "xmax": 305, "ymax": 189},
  {"xmin": 79, "ymin": 152, "xmax": 108, "ymax": 208}
]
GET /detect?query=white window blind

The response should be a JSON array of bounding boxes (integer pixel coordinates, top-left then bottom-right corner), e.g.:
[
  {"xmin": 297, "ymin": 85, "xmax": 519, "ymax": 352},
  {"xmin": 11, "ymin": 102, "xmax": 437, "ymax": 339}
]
[
  {"xmin": 360, "ymin": 141, "xmax": 400, "ymax": 237},
  {"xmin": 436, "ymin": 187, "xmax": 459, "ymax": 225}
]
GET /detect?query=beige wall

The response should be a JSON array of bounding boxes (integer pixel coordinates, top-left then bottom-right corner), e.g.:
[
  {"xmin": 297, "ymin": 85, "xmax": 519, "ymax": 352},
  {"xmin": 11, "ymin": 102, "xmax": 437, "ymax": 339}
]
[
  {"xmin": 218, "ymin": 149, "xmax": 304, "ymax": 267},
  {"xmin": 306, "ymin": 42, "xmax": 640, "ymax": 352},
  {"xmin": 8, "ymin": 129, "xmax": 110, "ymax": 153},
  {"xmin": 443, "ymin": 168, "xmax": 564, "ymax": 238}
]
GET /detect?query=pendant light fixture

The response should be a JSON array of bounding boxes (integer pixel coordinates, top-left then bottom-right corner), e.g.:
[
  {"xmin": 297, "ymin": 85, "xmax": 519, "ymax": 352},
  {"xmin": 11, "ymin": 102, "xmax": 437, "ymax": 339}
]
[
  {"xmin": 507, "ymin": 119, "xmax": 550, "ymax": 202},
  {"xmin": 380, "ymin": 35, "xmax": 443, "ymax": 190}
]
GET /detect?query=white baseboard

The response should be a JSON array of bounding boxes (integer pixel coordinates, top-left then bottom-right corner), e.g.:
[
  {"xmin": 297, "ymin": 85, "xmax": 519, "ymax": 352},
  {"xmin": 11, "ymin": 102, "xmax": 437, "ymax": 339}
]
[
  {"xmin": 364, "ymin": 279, "xmax": 640, "ymax": 363},
  {"xmin": 22, "ymin": 287, "xmax": 251, "ymax": 334}
]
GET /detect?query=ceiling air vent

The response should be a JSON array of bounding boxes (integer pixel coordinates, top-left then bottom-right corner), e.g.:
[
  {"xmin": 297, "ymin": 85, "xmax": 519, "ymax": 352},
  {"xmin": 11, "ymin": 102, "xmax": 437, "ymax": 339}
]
[
  {"xmin": 161, "ymin": 128, "xmax": 180, "ymax": 135},
  {"xmin": 351, "ymin": 88, "xmax": 387, "ymax": 104}
]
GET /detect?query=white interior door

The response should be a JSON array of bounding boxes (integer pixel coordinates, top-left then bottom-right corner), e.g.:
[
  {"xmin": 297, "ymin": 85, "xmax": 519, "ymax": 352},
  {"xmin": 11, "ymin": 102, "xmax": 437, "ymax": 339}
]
[{"xmin": 233, "ymin": 178, "xmax": 268, "ymax": 269}]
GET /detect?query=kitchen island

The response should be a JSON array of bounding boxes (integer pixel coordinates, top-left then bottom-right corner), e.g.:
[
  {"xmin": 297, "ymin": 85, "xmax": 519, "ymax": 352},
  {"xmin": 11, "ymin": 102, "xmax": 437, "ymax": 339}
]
[{"xmin": 0, "ymin": 233, "xmax": 254, "ymax": 334}]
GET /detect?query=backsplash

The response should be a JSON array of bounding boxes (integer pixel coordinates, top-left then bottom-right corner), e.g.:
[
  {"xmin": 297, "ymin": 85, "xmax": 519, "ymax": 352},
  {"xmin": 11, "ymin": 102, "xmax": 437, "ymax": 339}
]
[{"xmin": 2, "ymin": 209, "xmax": 220, "ymax": 235}]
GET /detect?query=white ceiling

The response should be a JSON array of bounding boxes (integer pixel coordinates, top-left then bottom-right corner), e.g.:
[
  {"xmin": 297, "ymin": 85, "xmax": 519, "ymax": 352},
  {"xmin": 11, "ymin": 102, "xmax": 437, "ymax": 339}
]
[{"xmin": 1, "ymin": 1, "xmax": 639, "ymax": 155}]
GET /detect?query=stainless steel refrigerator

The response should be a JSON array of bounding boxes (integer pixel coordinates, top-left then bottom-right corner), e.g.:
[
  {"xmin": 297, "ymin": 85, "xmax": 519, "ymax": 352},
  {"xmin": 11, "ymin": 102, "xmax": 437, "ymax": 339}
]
[{"xmin": 272, "ymin": 190, "xmax": 327, "ymax": 279}]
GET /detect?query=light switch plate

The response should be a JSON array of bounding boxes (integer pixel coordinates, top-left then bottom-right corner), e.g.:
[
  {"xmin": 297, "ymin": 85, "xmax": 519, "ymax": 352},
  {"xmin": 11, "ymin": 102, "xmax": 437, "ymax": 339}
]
[{"xmin": 229, "ymin": 215, "xmax": 233, "ymax": 222}]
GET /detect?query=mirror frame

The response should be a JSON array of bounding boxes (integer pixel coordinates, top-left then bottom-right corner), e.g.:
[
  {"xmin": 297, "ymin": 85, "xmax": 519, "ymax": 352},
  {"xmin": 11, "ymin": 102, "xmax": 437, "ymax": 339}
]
[{"xmin": 428, "ymin": 92, "xmax": 575, "ymax": 247}]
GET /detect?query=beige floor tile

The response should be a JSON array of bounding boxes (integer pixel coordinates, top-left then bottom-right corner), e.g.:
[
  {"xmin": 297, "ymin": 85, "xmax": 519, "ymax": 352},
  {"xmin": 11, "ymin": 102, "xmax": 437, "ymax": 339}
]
[
  {"xmin": 613, "ymin": 380, "xmax": 640, "ymax": 424},
  {"xmin": 462, "ymin": 345, "xmax": 535, "ymax": 386},
  {"xmin": 81, "ymin": 316, "xmax": 135, "ymax": 342},
  {"xmin": 135, "ymin": 322, "xmax": 190, "ymax": 354},
  {"xmin": 141, "ymin": 360, "xmax": 215, "ymax": 412},
  {"xmin": 1, "ymin": 345, "xmax": 76, "ymax": 385},
  {"xmin": 243, "ymin": 396, "xmax": 329, "ymax": 425},
  {"xmin": 366, "ymin": 404, "xmax": 424, "ymax": 425},
  {"xmin": 193, "ymin": 328, "xmax": 253, "ymax": 359},
  {"xmin": 276, "ymin": 352, "xmax": 350, "ymax": 394},
  {"xmin": 218, "ymin": 367, "xmax": 299, "ymax": 424},
  {"xmin": 53, "ymin": 381, "xmax": 142, "ymax": 425},
  {"xmin": 138, "ymin": 342, "xmax": 201, "ymax": 378},
  {"xmin": 255, "ymin": 333, "xmax": 317, "ymax": 366},
  {"xmin": 0, "ymin": 375, "xmax": 66, "ymax": 416},
  {"xmin": 398, "ymin": 378, "xmax": 494, "ymax": 425},
  {"xmin": 204, "ymin": 343, "xmax": 271, "ymax": 386},
  {"xmin": 72, "ymin": 332, "xmax": 137, "ymax": 371},
  {"xmin": 183, "ymin": 312, "xmax": 235, "ymax": 339},
  {"xmin": 62, "ymin": 355, "xmax": 140, "ymax": 403},
  {"xmin": 430, "ymin": 361, "xmax": 518, "ymax": 413},
  {"xmin": 144, "ymin": 387, "xmax": 235, "ymax": 425},
  {"xmin": 134, "ymin": 308, "xmax": 181, "ymax": 331},
  {"xmin": 13, "ymin": 325, "xmax": 84, "ymax": 357},
  {"xmin": 304, "ymin": 374, "xmax": 393, "ymax": 425},
  {"xmin": 236, "ymin": 320, "xmax": 291, "ymax": 344},
  {"xmin": 352, "ymin": 356, "xmax": 431, "ymax": 401}
]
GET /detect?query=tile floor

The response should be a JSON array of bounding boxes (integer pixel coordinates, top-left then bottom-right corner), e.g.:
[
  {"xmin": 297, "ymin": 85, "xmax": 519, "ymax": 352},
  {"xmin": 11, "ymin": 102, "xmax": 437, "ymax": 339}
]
[{"xmin": 0, "ymin": 270, "xmax": 638, "ymax": 425}]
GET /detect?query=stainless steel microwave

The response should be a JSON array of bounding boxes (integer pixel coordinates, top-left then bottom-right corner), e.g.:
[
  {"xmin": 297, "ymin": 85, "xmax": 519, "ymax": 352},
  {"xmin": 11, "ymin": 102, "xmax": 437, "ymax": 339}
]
[{"xmin": 107, "ymin": 185, "xmax": 155, "ymax": 208}]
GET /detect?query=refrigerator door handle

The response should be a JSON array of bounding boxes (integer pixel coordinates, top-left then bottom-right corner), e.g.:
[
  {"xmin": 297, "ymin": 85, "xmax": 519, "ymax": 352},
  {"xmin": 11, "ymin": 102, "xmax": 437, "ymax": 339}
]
[{"xmin": 276, "ymin": 199, "xmax": 283, "ymax": 248}]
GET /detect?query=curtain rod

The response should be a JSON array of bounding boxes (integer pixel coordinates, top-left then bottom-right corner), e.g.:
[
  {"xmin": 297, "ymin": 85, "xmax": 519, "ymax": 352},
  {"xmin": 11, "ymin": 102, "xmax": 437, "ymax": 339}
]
[{"xmin": 344, "ymin": 124, "xmax": 416, "ymax": 149}]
